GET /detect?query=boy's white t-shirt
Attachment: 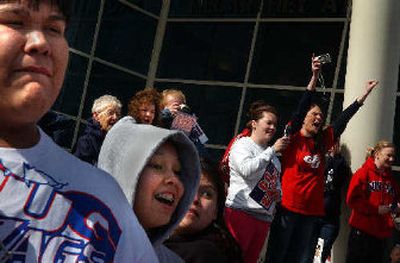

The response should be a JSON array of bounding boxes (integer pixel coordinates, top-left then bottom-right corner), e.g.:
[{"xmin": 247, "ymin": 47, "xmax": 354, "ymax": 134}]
[{"xmin": 0, "ymin": 129, "xmax": 158, "ymax": 262}]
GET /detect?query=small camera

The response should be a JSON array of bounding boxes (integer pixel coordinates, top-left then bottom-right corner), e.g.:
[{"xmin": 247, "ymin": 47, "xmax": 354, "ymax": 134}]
[
  {"xmin": 283, "ymin": 124, "xmax": 292, "ymax": 137},
  {"xmin": 316, "ymin": 53, "xmax": 331, "ymax": 64},
  {"xmin": 179, "ymin": 104, "xmax": 191, "ymax": 114}
]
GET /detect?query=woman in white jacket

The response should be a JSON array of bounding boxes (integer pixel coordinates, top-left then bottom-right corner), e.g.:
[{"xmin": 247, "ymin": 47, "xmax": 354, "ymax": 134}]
[{"xmin": 224, "ymin": 101, "xmax": 289, "ymax": 263}]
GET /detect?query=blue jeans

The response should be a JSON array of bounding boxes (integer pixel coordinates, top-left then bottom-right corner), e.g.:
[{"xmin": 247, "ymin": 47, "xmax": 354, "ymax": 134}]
[
  {"xmin": 309, "ymin": 216, "xmax": 340, "ymax": 263},
  {"xmin": 265, "ymin": 207, "xmax": 318, "ymax": 263}
]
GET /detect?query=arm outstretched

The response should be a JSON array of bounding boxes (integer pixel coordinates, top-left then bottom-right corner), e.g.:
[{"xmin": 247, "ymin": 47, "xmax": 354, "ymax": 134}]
[{"xmin": 332, "ymin": 80, "xmax": 379, "ymax": 138}]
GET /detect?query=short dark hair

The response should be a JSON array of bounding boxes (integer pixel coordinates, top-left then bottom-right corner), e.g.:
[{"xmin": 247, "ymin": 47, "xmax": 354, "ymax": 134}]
[
  {"xmin": 0, "ymin": 0, "xmax": 73, "ymax": 22},
  {"xmin": 199, "ymin": 158, "xmax": 226, "ymax": 225},
  {"xmin": 246, "ymin": 100, "xmax": 278, "ymax": 129}
]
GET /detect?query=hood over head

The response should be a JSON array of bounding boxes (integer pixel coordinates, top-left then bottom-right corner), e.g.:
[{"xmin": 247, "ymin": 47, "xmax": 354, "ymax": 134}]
[{"xmin": 98, "ymin": 116, "xmax": 200, "ymax": 246}]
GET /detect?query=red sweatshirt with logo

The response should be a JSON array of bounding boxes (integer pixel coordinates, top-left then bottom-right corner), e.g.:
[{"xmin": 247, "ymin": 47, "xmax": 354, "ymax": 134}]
[
  {"xmin": 281, "ymin": 127, "xmax": 334, "ymax": 216},
  {"xmin": 347, "ymin": 157, "xmax": 399, "ymax": 239},
  {"xmin": 280, "ymin": 89, "xmax": 361, "ymax": 217}
]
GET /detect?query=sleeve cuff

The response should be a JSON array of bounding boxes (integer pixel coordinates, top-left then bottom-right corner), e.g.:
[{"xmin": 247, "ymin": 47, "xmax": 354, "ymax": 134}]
[{"xmin": 261, "ymin": 146, "xmax": 275, "ymax": 162}]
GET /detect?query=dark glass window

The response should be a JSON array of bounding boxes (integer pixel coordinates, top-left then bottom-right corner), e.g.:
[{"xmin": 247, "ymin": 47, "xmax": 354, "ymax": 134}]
[
  {"xmin": 125, "ymin": 0, "xmax": 161, "ymax": 15},
  {"xmin": 66, "ymin": 0, "xmax": 100, "ymax": 53},
  {"xmin": 262, "ymin": 0, "xmax": 349, "ymax": 18},
  {"xmin": 331, "ymin": 93, "xmax": 344, "ymax": 121},
  {"xmin": 250, "ymin": 22, "xmax": 344, "ymax": 87},
  {"xmin": 156, "ymin": 82, "xmax": 242, "ymax": 145},
  {"xmin": 207, "ymin": 148, "xmax": 226, "ymax": 163},
  {"xmin": 82, "ymin": 62, "xmax": 146, "ymax": 119},
  {"xmin": 53, "ymin": 54, "xmax": 88, "ymax": 116},
  {"xmin": 169, "ymin": 0, "xmax": 261, "ymax": 17},
  {"xmin": 158, "ymin": 22, "xmax": 254, "ymax": 82},
  {"xmin": 96, "ymin": 0, "xmax": 157, "ymax": 74},
  {"xmin": 57, "ymin": 120, "xmax": 79, "ymax": 151}
]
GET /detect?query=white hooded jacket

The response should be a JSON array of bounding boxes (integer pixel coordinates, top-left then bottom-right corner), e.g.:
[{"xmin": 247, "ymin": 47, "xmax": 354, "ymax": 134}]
[{"xmin": 98, "ymin": 116, "xmax": 201, "ymax": 262}]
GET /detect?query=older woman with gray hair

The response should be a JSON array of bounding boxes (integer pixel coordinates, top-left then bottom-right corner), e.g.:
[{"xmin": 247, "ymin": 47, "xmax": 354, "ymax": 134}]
[{"xmin": 74, "ymin": 94, "xmax": 122, "ymax": 165}]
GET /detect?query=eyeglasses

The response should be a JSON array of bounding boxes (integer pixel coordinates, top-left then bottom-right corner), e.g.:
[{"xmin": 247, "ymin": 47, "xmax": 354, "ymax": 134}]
[{"xmin": 99, "ymin": 108, "xmax": 121, "ymax": 118}]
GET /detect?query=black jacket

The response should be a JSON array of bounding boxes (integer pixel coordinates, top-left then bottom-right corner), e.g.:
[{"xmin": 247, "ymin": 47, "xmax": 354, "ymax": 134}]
[
  {"xmin": 324, "ymin": 154, "xmax": 352, "ymax": 218},
  {"xmin": 38, "ymin": 111, "xmax": 75, "ymax": 147},
  {"xmin": 73, "ymin": 118, "xmax": 106, "ymax": 165},
  {"xmin": 165, "ymin": 225, "xmax": 242, "ymax": 263}
]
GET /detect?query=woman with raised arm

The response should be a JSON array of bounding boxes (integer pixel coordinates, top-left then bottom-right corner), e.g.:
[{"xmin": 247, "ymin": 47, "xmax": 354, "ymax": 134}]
[{"xmin": 266, "ymin": 56, "xmax": 378, "ymax": 263}]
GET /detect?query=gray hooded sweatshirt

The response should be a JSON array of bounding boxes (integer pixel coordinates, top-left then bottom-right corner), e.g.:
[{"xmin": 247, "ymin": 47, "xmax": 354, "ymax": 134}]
[{"xmin": 98, "ymin": 116, "xmax": 200, "ymax": 263}]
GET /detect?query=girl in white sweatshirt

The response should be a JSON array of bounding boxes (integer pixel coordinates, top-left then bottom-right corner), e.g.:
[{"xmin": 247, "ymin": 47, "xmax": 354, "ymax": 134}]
[{"xmin": 224, "ymin": 101, "xmax": 289, "ymax": 263}]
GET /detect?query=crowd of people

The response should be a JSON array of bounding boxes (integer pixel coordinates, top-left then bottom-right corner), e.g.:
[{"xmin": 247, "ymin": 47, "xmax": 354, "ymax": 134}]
[{"xmin": 0, "ymin": 1, "xmax": 399, "ymax": 263}]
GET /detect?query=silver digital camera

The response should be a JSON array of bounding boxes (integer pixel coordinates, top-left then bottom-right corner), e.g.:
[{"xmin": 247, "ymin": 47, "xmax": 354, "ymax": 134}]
[{"xmin": 316, "ymin": 53, "xmax": 331, "ymax": 64}]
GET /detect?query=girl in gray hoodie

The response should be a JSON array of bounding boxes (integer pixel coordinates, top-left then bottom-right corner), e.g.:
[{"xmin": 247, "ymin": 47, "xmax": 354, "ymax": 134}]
[{"xmin": 98, "ymin": 116, "xmax": 201, "ymax": 262}]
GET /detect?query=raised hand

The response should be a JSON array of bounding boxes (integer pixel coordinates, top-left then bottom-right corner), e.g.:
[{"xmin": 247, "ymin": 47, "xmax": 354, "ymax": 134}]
[
  {"xmin": 365, "ymin": 80, "xmax": 379, "ymax": 94},
  {"xmin": 311, "ymin": 54, "xmax": 322, "ymax": 76},
  {"xmin": 307, "ymin": 55, "xmax": 322, "ymax": 91},
  {"xmin": 356, "ymin": 79, "xmax": 379, "ymax": 104},
  {"xmin": 166, "ymin": 102, "xmax": 181, "ymax": 116}
]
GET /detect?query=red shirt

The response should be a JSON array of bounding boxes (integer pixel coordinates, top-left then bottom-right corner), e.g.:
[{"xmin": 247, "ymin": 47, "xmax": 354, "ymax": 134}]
[
  {"xmin": 347, "ymin": 157, "xmax": 399, "ymax": 239},
  {"xmin": 281, "ymin": 127, "xmax": 334, "ymax": 216}
]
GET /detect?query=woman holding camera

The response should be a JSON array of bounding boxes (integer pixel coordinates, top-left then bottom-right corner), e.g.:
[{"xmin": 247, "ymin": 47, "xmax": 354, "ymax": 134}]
[{"xmin": 265, "ymin": 56, "xmax": 378, "ymax": 263}]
